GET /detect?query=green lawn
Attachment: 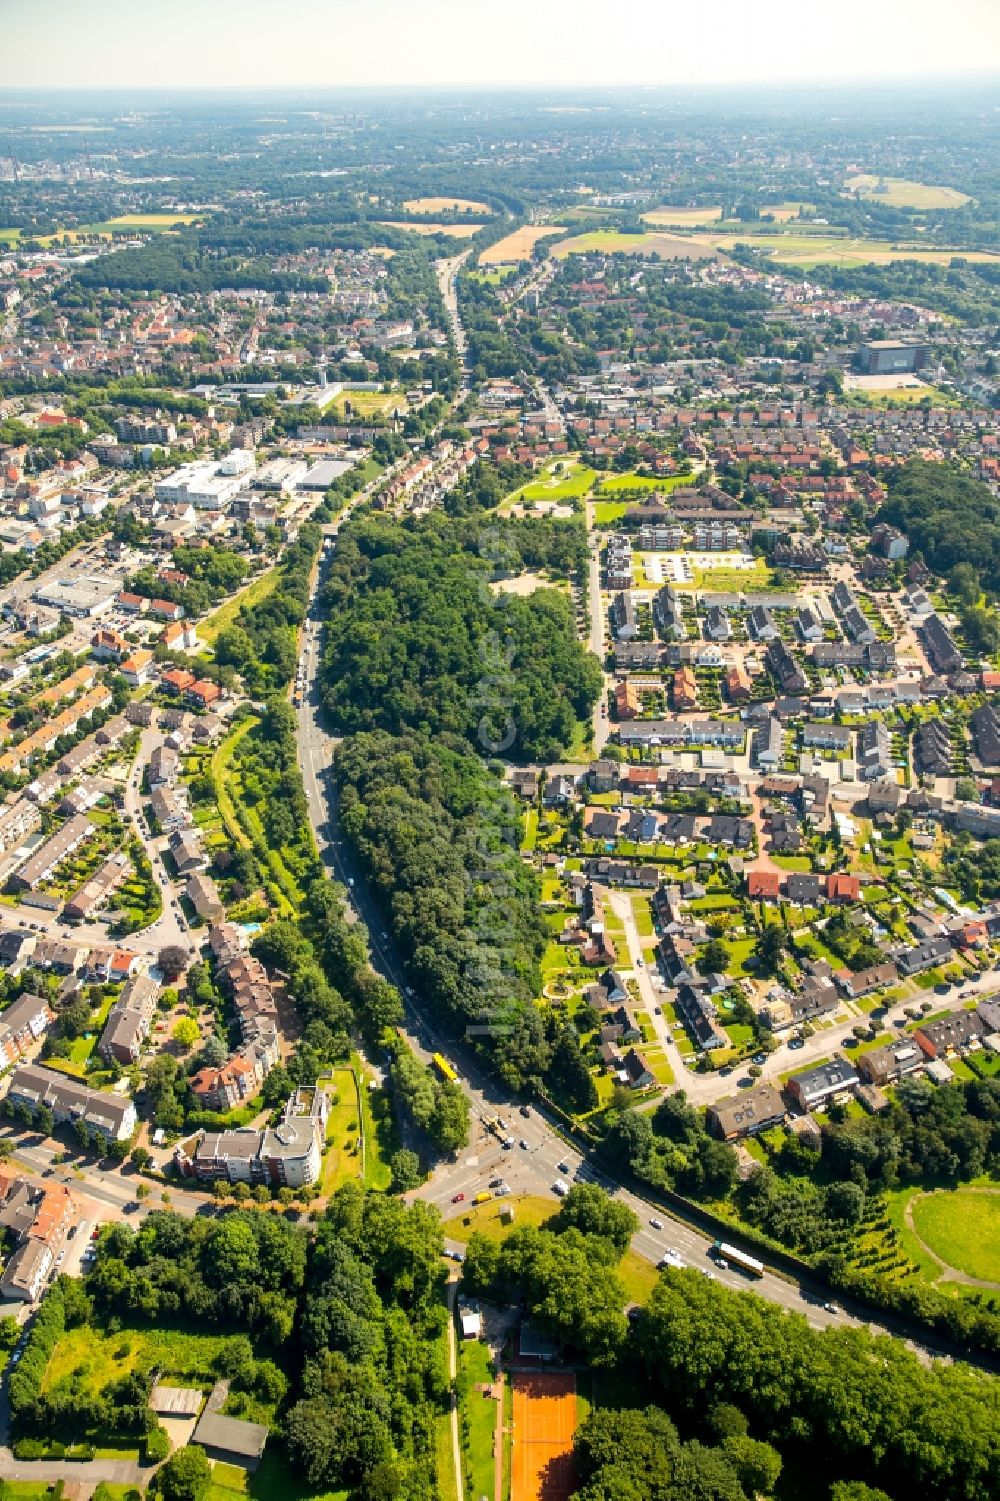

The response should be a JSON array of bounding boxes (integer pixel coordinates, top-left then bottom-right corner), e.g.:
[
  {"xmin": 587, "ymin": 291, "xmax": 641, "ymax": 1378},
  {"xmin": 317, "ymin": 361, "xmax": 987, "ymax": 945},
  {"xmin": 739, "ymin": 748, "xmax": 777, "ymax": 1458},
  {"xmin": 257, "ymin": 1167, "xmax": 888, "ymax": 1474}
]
[
  {"xmin": 910, "ymin": 1189, "xmax": 1000, "ymax": 1282},
  {"xmin": 444, "ymin": 1194, "xmax": 555, "ymax": 1243},
  {"xmin": 207, "ymin": 1463, "xmax": 250, "ymax": 1501},
  {"xmin": 591, "ymin": 501, "xmax": 629, "ymax": 526},
  {"xmin": 519, "ymin": 463, "xmax": 597, "ymax": 502},
  {"xmin": 319, "ymin": 1068, "xmax": 365, "ymax": 1195},
  {"xmin": 458, "ymin": 1339, "xmax": 497, "ymax": 1501}
]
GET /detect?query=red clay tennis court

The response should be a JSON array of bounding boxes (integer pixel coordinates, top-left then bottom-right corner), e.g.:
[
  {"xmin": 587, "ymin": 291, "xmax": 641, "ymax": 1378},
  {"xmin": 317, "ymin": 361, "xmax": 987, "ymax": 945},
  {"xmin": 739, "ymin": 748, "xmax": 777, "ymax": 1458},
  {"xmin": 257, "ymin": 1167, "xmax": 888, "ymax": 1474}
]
[{"xmin": 511, "ymin": 1370, "xmax": 577, "ymax": 1501}]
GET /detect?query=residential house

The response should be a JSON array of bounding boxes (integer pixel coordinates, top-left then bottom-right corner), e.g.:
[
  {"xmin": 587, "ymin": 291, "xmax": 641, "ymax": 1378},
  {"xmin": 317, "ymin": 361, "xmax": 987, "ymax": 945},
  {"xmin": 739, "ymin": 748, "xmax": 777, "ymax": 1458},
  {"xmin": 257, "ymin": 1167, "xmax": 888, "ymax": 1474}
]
[
  {"xmin": 707, "ymin": 1085, "xmax": 786, "ymax": 1141},
  {"xmin": 786, "ymin": 1056, "xmax": 859, "ymax": 1112}
]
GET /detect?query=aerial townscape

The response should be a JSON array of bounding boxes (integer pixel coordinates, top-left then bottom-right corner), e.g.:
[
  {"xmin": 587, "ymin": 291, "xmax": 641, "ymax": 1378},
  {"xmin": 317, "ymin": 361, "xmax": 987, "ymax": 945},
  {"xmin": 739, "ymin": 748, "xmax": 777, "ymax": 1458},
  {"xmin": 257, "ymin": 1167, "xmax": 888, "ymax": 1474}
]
[{"xmin": 0, "ymin": 8, "xmax": 999, "ymax": 1501}]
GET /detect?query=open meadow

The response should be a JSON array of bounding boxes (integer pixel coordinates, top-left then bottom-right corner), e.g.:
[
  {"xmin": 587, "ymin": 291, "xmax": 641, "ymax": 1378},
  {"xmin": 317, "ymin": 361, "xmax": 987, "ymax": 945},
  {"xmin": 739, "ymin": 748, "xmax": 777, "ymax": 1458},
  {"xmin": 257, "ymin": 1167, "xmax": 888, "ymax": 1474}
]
[{"xmin": 843, "ymin": 175, "xmax": 971, "ymax": 209}]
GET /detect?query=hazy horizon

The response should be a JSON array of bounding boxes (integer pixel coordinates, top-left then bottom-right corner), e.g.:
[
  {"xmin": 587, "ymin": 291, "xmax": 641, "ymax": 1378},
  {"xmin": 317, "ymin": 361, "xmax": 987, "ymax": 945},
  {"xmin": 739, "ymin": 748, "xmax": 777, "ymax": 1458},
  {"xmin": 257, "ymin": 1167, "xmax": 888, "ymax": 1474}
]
[{"xmin": 2, "ymin": 0, "xmax": 998, "ymax": 91}]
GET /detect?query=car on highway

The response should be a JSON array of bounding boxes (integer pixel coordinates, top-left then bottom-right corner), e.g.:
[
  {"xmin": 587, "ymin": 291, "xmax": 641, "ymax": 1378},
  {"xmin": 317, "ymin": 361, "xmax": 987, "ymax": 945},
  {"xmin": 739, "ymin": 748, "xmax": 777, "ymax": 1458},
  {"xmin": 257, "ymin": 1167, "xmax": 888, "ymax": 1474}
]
[
  {"xmin": 451, "ymin": 1192, "xmax": 465, "ymax": 1203},
  {"xmin": 472, "ymin": 1191, "xmax": 492, "ymax": 1205},
  {"xmin": 824, "ymin": 1301, "xmax": 840, "ymax": 1315},
  {"xmin": 649, "ymin": 1217, "xmax": 663, "ymax": 1231}
]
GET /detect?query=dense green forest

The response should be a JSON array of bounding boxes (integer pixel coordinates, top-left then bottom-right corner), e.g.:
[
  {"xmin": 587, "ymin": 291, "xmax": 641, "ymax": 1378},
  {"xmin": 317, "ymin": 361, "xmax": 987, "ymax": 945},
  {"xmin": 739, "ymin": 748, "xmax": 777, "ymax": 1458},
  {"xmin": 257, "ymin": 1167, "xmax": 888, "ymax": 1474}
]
[
  {"xmin": 879, "ymin": 460, "xmax": 1000, "ymax": 582},
  {"xmin": 332, "ymin": 729, "xmax": 556, "ymax": 1088},
  {"xmin": 10, "ymin": 1192, "xmax": 448, "ymax": 1498},
  {"xmin": 318, "ymin": 512, "xmax": 600, "ymax": 762}
]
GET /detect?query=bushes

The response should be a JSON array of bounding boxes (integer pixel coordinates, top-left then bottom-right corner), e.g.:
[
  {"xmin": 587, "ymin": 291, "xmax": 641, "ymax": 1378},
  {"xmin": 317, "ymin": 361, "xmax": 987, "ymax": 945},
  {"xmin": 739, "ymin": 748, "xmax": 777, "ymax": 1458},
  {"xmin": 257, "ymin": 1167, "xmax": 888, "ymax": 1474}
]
[{"xmin": 8, "ymin": 1277, "xmax": 69, "ymax": 1423}]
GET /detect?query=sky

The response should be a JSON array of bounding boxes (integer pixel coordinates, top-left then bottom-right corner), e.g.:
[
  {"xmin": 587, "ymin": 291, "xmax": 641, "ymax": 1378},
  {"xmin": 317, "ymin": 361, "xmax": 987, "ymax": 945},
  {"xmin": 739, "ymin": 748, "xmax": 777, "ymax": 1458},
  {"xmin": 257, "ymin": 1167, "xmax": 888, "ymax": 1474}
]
[{"xmin": 1, "ymin": 0, "xmax": 999, "ymax": 91}]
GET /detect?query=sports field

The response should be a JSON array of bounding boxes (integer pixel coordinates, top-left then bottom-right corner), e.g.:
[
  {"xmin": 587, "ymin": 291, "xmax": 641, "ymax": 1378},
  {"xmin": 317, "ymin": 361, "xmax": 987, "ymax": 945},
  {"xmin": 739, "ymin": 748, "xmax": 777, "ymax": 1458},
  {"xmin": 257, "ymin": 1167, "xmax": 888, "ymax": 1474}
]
[
  {"xmin": 403, "ymin": 196, "xmax": 492, "ymax": 215},
  {"xmin": 550, "ymin": 230, "xmax": 721, "ymax": 261},
  {"xmin": 511, "ymin": 1371, "xmax": 577, "ymax": 1501},
  {"xmin": 843, "ymin": 175, "xmax": 970, "ymax": 209},
  {"xmin": 910, "ymin": 1189, "xmax": 1000, "ymax": 1283},
  {"xmin": 480, "ymin": 225, "xmax": 567, "ymax": 264},
  {"xmin": 381, "ymin": 220, "xmax": 483, "ymax": 237}
]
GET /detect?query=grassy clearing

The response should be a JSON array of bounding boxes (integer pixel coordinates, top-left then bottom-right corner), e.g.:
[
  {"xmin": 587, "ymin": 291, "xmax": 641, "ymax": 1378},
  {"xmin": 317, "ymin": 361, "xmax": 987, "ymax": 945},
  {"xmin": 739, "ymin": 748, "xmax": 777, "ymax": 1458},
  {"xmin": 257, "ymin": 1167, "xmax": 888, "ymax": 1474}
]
[
  {"xmin": 42, "ymin": 1323, "xmax": 231, "ymax": 1397},
  {"xmin": 319, "ymin": 1067, "xmax": 364, "ymax": 1196},
  {"xmin": 591, "ymin": 501, "xmax": 629, "ymax": 526},
  {"xmin": 910, "ymin": 1189, "xmax": 1000, "ymax": 1282},
  {"xmin": 325, "ymin": 389, "xmax": 403, "ymax": 418},
  {"xmin": 444, "ymin": 1194, "xmax": 555, "ymax": 1243},
  {"xmin": 843, "ymin": 175, "xmax": 970, "ymax": 209},
  {"xmin": 210, "ymin": 719, "xmax": 256, "ymax": 853},
  {"xmin": 207, "ymin": 1463, "xmax": 250, "ymax": 1501},
  {"xmin": 619, "ymin": 1250, "xmax": 659, "ymax": 1305},
  {"xmin": 249, "ymin": 1451, "xmax": 348, "ymax": 1501},
  {"xmin": 201, "ymin": 568, "xmax": 280, "ymax": 648},
  {"xmin": 519, "ymin": 462, "xmax": 597, "ymax": 502}
]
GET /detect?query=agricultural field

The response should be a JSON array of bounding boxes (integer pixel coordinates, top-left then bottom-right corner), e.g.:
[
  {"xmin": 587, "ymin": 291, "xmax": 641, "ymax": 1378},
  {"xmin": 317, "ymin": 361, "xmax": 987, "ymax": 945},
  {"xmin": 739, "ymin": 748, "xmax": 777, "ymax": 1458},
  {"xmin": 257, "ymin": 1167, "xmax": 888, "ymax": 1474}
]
[
  {"xmin": 696, "ymin": 230, "xmax": 1000, "ymax": 268},
  {"xmin": 479, "ymin": 224, "xmax": 567, "ymax": 264},
  {"xmin": 0, "ymin": 214, "xmax": 201, "ymax": 245},
  {"xmin": 843, "ymin": 175, "xmax": 971, "ymax": 209},
  {"xmin": 550, "ymin": 230, "xmax": 722, "ymax": 261},
  {"xmin": 403, "ymin": 196, "xmax": 492, "ymax": 215},
  {"xmin": 643, "ymin": 206, "xmax": 723, "ymax": 228},
  {"xmin": 88, "ymin": 212, "xmax": 203, "ymax": 230},
  {"xmin": 380, "ymin": 220, "xmax": 483, "ymax": 237}
]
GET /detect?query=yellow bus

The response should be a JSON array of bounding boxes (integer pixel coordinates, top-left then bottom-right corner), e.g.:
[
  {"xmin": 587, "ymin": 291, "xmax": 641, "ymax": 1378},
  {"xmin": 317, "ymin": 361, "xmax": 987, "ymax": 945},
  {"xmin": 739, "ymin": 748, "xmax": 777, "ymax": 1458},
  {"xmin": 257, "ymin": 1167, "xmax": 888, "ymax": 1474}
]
[{"xmin": 432, "ymin": 1051, "xmax": 458, "ymax": 1084}]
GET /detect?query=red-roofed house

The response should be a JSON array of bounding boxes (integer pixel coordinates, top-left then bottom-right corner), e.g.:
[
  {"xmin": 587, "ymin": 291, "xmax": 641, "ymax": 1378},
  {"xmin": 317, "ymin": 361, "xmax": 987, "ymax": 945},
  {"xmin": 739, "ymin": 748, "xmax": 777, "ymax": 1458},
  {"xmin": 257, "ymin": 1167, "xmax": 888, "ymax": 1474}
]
[
  {"xmin": 826, "ymin": 873, "xmax": 861, "ymax": 903},
  {"xmin": 91, "ymin": 628, "xmax": 128, "ymax": 662},
  {"xmin": 746, "ymin": 870, "xmax": 782, "ymax": 900},
  {"xmin": 149, "ymin": 599, "xmax": 184, "ymax": 621},
  {"xmin": 161, "ymin": 668, "xmax": 196, "ymax": 694},
  {"xmin": 188, "ymin": 680, "xmax": 222, "ymax": 708}
]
